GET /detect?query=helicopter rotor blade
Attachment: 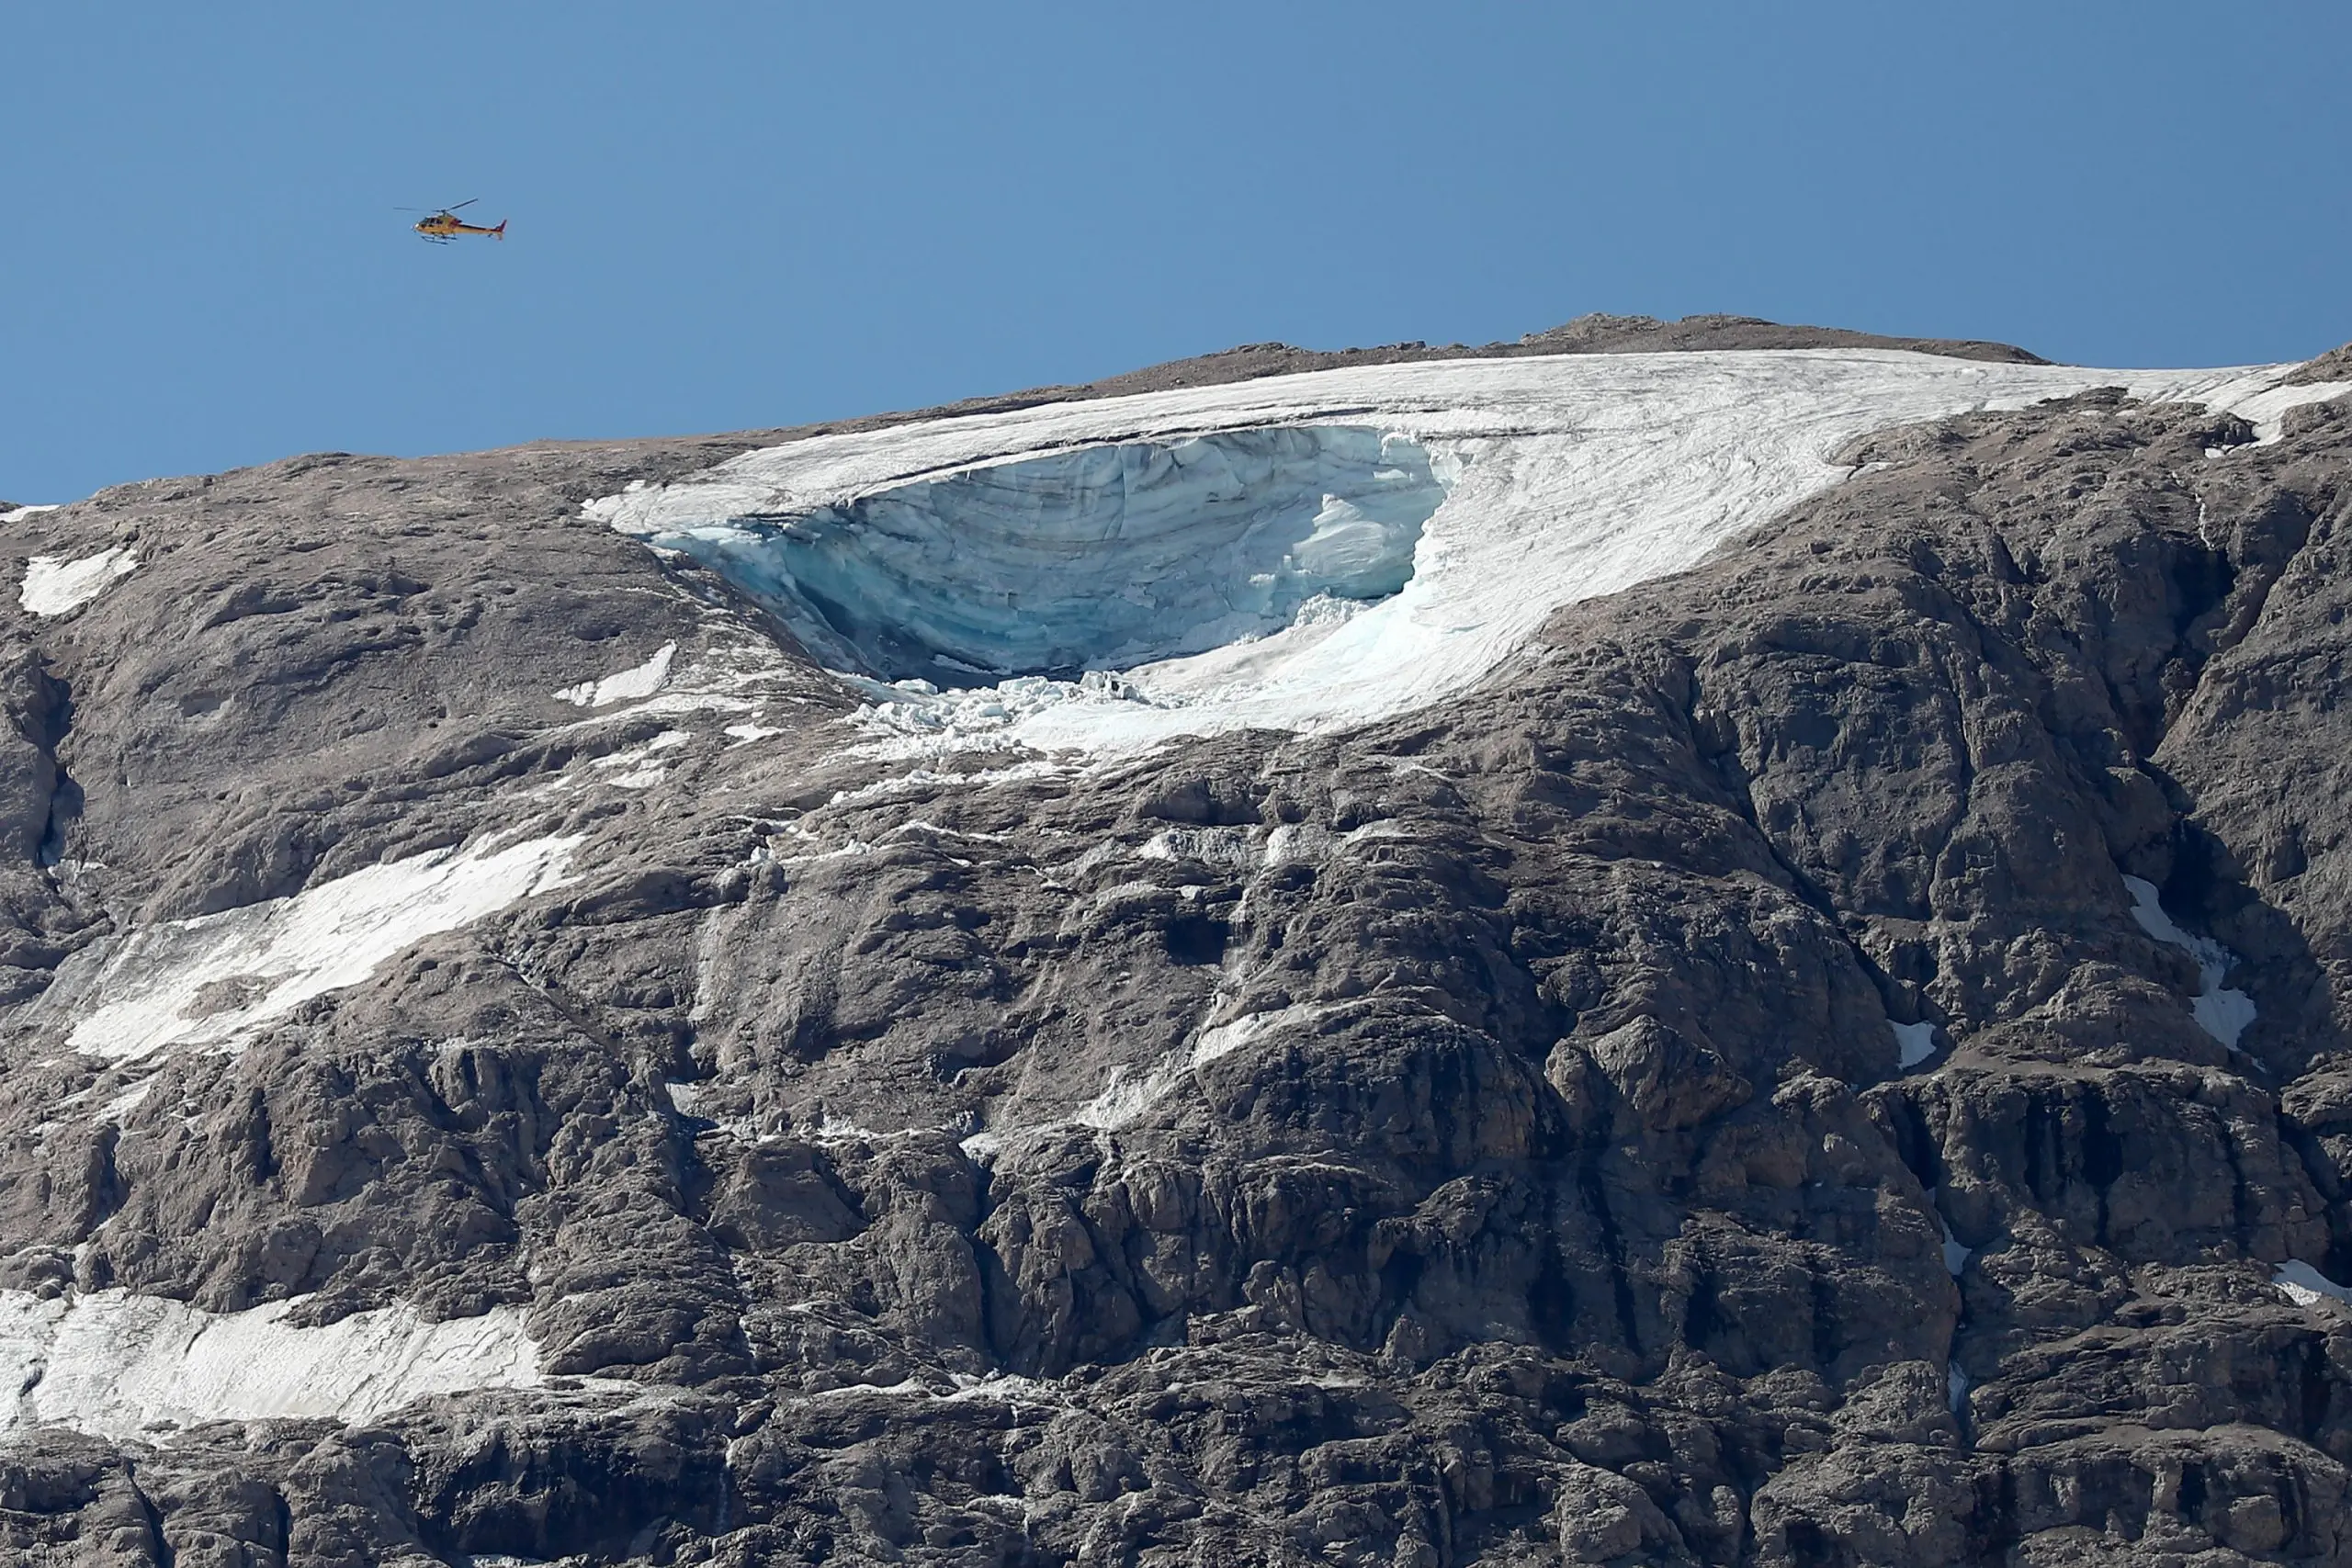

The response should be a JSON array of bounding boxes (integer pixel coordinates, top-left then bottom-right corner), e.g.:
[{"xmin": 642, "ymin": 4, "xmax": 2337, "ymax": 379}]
[{"xmin": 445, "ymin": 198, "xmax": 480, "ymax": 212}]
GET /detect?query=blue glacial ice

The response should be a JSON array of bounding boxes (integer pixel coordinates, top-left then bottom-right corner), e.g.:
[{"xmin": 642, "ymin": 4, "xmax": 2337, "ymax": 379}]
[{"xmin": 638, "ymin": 426, "xmax": 1449, "ymax": 683}]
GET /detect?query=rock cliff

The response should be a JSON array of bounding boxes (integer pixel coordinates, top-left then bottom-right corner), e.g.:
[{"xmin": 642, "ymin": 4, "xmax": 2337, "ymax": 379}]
[{"xmin": 5, "ymin": 318, "xmax": 2352, "ymax": 1565}]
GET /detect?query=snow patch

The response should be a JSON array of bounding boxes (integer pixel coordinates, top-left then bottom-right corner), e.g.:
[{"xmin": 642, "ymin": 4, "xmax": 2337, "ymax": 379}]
[
  {"xmin": 2123, "ymin": 875, "xmax": 2256, "ymax": 1051},
  {"xmin": 1073, "ymin": 1058, "xmax": 1187, "ymax": 1130},
  {"xmin": 815, "ymin": 1112, "xmax": 890, "ymax": 1143},
  {"xmin": 94, "ymin": 1076, "xmax": 159, "ymax": 1125},
  {"xmin": 0, "ymin": 1289, "xmax": 546, "ymax": 1440},
  {"xmin": 1, "ymin": 503, "xmax": 61, "ymax": 525},
  {"xmin": 2275, "ymin": 1259, "xmax": 2352, "ymax": 1309},
  {"xmin": 772, "ymin": 831, "xmax": 877, "ymax": 866},
  {"xmin": 824, "ymin": 758, "xmax": 1066, "ymax": 809},
  {"xmin": 943, "ymin": 1371, "xmax": 1059, "ymax": 1406},
  {"xmin": 588, "ymin": 728, "xmax": 690, "ymax": 791},
  {"xmin": 2224, "ymin": 381, "xmax": 2352, "ymax": 445},
  {"xmin": 603, "ymin": 767, "xmax": 665, "ymax": 790},
  {"xmin": 19, "ymin": 547, "xmax": 136, "ymax": 616},
  {"xmin": 1947, "ymin": 1360, "xmax": 1971, "ymax": 1416},
  {"xmin": 41, "ymin": 834, "xmax": 583, "ymax": 1061},
  {"xmin": 592, "ymin": 351, "xmax": 2320, "ymax": 756},
  {"xmin": 1892, "ymin": 1020, "xmax": 1937, "ymax": 1069},
  {"xmin": 1941, "ymin": 1218, "xmax": 1972, "ymax": 1277},
  {"xmin": 1193, "ymin": 1002, "xmax": 1321, "ymax": 1068},
  {"xmin": 555, "ymin": 642, "xmax": 676, "ymax": 707}
]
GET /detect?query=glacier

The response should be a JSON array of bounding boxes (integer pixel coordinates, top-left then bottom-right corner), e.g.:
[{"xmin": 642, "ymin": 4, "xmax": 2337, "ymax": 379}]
[
  {"xmin": 589, "ymin": 350, "xmax": 2349, "ymax": 756},
  {"xmin": 639, "ymin": 427, "xmax": 1448, "ymax": 682}
]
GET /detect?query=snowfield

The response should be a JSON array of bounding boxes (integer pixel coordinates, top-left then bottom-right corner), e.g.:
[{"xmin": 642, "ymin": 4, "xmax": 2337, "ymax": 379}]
[
  {"xmin": 589, "ymin": 349, "xmax": 2348, "ymax": 755},
  {"xmin": 0, "ymin": 1289, "xmax": 548, "ymax": 1440},
  {"xmin": 19, "ymin": 545, "xmax": 137, "ymax": 616},
  {"xmin": 32, "ymin": 832, "xmax": 583, "ymax": 1061}
]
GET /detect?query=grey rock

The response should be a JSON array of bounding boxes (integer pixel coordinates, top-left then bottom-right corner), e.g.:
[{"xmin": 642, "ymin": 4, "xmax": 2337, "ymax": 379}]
[{"xmin": 2, "ymin": 331, "xmax": 2350, "ymax": 1564}]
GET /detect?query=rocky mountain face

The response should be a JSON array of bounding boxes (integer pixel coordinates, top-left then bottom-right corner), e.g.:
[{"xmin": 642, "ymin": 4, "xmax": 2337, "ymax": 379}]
[{"xmin": 5, "ymin": 318, "xmax": 2352, "ymax": 1567}]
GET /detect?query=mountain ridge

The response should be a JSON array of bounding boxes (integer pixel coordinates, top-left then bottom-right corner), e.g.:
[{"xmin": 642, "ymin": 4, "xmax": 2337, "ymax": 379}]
[
  {"xmin": 8, "ymin": 315, "xmax": 2045, "ymax": 507},
  {"xmin": 3, "ymin": 324, "xmax": 2351, "ymax": 1566}
]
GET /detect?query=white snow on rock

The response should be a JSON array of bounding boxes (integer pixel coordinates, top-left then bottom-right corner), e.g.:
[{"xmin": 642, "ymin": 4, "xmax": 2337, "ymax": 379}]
[
  {"xmin": 2275, "ymin": 1260, "xmax": 2352, "ymax": 1309},
  {"xmin": 1072, "ymin": 1058, "xmax": 1187, "ymax": 1130},
  {"xmin": 585, "ymin": 728, "xmax": 691, "ymax": 791},
  {"xmin": 19, "ymin": 546, "xmax": 137, "ymax": 616},
  {"xmin": 1193, "ymin": 1002, "xmax": 1322, "ymax": 1068},
  {"xmin": 1892, "ymin": 1020, "xmax": 1937, "ymax": 1069},
  {"xmin": 1941, "ymin": 1217, "xmax": 1972, "ymax": 1277},
  {"xmin": 1, "ymin": 503, "xmax": 61, "ymax": 525},
  {"xmin": 2122, "ymin": 874, "xmax": 2257, "ymax": 1051},
  {"xmin": 38, "ymin": 833, "xmax": 583, "ymax": 1062},
  {"xmin": 555, "ymin": 641, "xmax": 676, "ymax": 707},
  {"xmin": 2224, "ymin": 380, "xmax": 2352, "ymax": 446},
  {"xmin": 94, "ymin": 1076, "xmax": 159, "ymax": 1125},
  {"xmin": 589, "ymin": 349, "xmax": 2315, "ymax": 755},
  {"xmin": 0, "ymin": 1289, "xmax": 546, "ymax": 1441}
]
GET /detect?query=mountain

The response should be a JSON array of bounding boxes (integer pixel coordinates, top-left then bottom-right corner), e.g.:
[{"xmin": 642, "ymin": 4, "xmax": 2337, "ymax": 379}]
[{"xmin": 4, "ymin": 317, "xmax": 2351, "ymax": 1566}]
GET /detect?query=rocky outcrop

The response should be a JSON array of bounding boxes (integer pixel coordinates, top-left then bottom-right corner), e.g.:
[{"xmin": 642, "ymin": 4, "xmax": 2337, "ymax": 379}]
[{"xmin": 2, "ymin": 332, "xmax": 2350, "ymax": 1565}]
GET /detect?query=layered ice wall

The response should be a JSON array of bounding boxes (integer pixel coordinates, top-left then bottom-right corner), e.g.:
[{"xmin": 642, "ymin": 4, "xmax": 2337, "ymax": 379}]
[
  {"xmin": 589, "ymin": 350, "xmax": 2347, "ymax": 754},
  {"xmin": 646, "ymin": 428, "xmax": 1447, "ymax": 682}
]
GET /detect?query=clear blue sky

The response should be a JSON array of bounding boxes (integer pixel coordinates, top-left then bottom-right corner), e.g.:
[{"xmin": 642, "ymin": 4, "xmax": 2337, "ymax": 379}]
[{"xmin": 6, "ymin": 2, "xmax": 2347, "ymax": 502}]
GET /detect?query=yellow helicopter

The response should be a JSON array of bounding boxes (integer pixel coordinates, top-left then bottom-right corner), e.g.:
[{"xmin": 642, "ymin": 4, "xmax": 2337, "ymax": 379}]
[{"xmin": 400, "ymin": 198, "xmax": 506, "ymax": 243}]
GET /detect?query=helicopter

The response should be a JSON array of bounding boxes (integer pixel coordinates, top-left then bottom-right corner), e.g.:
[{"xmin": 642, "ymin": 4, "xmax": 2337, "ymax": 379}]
[{"xmin": 400, "ymin": 199, "xmax": 506, "ymax": 243}]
